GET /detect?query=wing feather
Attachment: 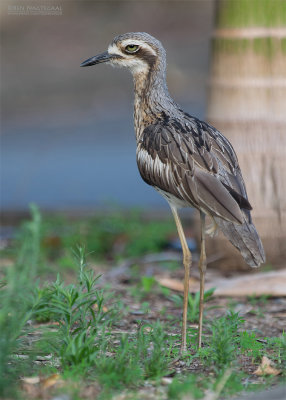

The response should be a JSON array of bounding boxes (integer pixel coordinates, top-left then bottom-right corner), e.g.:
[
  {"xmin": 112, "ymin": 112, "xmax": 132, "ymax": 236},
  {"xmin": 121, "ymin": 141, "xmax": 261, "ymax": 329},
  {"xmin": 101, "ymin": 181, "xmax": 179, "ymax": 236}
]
[{"xmin": 137, "ymin": 114, "xmax": 251, "ymax": 223}]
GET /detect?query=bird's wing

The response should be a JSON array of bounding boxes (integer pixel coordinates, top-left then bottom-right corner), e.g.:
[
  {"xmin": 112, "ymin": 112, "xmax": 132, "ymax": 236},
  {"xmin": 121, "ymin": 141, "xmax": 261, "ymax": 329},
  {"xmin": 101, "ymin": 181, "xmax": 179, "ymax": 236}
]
[{"xmin": 137, "ymin": 116, "xmax": 251, "ymax": 224}]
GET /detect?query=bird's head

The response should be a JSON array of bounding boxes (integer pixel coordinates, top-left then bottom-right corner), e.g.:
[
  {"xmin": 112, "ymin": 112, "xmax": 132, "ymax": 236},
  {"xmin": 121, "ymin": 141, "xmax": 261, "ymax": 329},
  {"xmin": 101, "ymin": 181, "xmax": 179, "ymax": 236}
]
[{"xmin": 81, "ymin": 32, "xmax": 166, "ymax": 76}]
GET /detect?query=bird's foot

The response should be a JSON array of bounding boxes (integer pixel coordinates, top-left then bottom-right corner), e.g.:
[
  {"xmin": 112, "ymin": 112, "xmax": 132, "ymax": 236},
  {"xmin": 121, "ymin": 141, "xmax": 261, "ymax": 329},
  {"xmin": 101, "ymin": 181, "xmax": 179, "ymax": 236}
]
[{"xmin": 179, "ymin": 345, "xmax": 187, "ymax": 356}]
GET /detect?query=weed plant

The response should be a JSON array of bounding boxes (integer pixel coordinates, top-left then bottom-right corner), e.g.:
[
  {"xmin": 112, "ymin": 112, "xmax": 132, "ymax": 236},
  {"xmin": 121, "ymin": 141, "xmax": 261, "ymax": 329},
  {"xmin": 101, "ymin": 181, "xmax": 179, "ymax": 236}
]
[
  {"xmin": 0, "ymin": 205, "xmax": 41, "ymax": 396},
  {"xmin": 32, "ymin": 245, "xmax": 174, "ymax": 385},
  {"xmin": 210, "ymin": 311, "xmax": 243, "ymax": 369},
  {"xmin": 239, "ymin": 331, "xmax": 264, "ymax": 360},
  {"xmin": 169, "ymin": 288, "xmax": 216, "ymax": 322},
  {"xmin": 129, "ymin": 275, "xmax": 158, "ymax": 300},
  {"xmin": 267, "ymin": 332, "xmax": 286, "ymax": 366},
  {"xmin": 32, "ymin": 246, "xmax": 113, "ymax": 368},
  {"xmin": 197, "ymin": 311, "xmax": 244, "ymax": 372}
]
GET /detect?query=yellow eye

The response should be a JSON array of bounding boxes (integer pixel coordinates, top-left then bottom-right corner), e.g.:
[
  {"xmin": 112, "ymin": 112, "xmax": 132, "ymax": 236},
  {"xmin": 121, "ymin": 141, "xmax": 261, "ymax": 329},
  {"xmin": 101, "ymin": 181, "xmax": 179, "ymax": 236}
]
[{"xmin": 125, "ymin": 44, "xmax": 139, "ymax": 53}]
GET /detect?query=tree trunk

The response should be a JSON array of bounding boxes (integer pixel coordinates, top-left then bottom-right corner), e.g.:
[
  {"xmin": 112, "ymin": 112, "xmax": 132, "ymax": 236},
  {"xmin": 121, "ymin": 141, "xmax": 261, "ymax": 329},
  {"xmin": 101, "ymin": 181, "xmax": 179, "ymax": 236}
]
[{"xmin": 206, "ymin": 0, "xmax": 286, "ymax": 269}]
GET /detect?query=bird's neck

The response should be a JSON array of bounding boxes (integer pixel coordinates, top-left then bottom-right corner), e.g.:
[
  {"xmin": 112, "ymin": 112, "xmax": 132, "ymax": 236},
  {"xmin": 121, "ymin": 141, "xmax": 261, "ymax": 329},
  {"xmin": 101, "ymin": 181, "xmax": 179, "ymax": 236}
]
[{"xmin": 133, "ymin": 67, "xmax": 177, "ymax": 141}]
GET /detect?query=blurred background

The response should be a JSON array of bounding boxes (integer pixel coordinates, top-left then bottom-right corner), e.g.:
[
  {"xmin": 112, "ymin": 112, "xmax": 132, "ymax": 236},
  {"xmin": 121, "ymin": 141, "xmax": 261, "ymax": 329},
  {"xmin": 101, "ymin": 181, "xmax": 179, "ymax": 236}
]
[
  {"xmin": 1, "ymin": 0, "xmax": 286, "ymax": 267},
  {"xmin": 1, "ymin": 0, "xmax": 213, "ymax": 210}
]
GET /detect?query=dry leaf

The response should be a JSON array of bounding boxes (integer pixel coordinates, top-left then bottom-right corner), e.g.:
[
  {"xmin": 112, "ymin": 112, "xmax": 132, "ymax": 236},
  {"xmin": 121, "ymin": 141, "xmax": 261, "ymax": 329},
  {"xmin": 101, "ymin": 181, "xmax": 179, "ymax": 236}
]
[
  {"xmin": 253, "ymin": 356, "xmax": 281, "ymax": 376},
  {"xmin": 214, "ymin": 270, "xmax": 286, "ymax": 297},
  {"xmin": 157, "ymin": 270, "xmax": 286, "ymax": 297},
  {"xmin": 41, "ymin": 373, "xmax": 61, "ymax": 389},
  {"xmin": 21, "ymin": 377, "xmax": 41, "ymax": 399},
  {"xmin": 21, "ymin": 376, "xmax": 40, "ymax": 385},
  {"xmin": 21, "ymin": 373, "xmax": 62, "ymax": 391},
  {"xmin": 156, "ymin": 277, "xmax": 198, "ymax": 292}
]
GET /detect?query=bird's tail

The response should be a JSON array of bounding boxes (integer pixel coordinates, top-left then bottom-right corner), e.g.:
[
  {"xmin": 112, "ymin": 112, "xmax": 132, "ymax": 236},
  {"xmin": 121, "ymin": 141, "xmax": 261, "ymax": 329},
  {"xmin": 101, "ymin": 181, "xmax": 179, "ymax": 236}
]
[{"xmin": 214, "ymin": 212, "xmax": 265, "ymax": 267}]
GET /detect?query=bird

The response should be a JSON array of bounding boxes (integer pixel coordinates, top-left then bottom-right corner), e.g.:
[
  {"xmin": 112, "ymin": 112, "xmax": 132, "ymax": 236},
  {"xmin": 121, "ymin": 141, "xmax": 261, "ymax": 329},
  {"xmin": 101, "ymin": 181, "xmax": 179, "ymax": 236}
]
[{"xmin": 81, "ymin": 32, "xmax": 265, "ymax": 353}]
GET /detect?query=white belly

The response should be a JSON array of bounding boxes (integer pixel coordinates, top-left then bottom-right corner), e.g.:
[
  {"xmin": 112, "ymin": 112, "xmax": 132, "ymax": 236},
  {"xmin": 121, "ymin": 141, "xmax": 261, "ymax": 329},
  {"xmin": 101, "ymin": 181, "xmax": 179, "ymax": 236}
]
[{"xmin": 154, "ymin": 186, "xmax": 190, "ymax": 209}]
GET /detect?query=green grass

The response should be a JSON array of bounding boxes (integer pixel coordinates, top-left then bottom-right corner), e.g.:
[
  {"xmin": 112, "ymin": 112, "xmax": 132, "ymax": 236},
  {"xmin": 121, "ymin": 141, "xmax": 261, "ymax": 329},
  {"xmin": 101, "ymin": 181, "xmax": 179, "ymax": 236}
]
[
  {"xmin": 0, "ymin": 205, "xmax": 41, "ymax": 396},
  {"xmin": 0, "ymin": 207, "xmax": 285, "ymax": 399},
  {"xmin": 169, "ymin": 288, "xmax": 217, "ymax": 323},
  {"xmin": 38, "ymin": 209, "xmax": 174, "ymax": 265},
  {"xmin": 95, "ymin": 323, "xmax": 173, "ymax": 390},
  {"xmin": 168, "ymin": 375, "xmax": 205, "ymax": 399}
]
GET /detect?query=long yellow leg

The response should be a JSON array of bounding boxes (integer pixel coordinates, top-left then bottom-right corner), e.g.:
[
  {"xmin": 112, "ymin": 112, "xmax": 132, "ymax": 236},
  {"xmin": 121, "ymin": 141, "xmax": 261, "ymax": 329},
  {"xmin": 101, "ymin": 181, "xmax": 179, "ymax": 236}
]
[
  {"xmin": 170, "ymin": 206, "xmax": 192, "ymax": 354},
  {"xmin": 198, "ymin": 211, "xmax": 206, "ymax": 348}
]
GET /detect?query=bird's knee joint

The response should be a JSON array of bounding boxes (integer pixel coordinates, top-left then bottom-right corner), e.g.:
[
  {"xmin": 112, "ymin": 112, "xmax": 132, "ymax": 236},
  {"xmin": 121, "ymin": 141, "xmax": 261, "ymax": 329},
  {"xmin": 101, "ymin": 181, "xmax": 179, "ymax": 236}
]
[
  {"xmin": 199, "ymin": 264, "xmax": 206, "ymax": 274},
  {"xmin": 183, "ymin": 251, "xmax": 192, "ymax": 266},
  {"xmin": 199, "ymin": 258, "xmax": 207, "ymax": 273}
]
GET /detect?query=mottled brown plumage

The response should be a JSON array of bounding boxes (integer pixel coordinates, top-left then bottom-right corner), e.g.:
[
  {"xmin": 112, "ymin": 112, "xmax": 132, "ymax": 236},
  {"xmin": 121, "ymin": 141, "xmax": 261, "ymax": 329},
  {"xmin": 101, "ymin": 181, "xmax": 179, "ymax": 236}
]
[
  {"xmin": 136, "ymin": 112, "xmax": 264, "ymax": 266},
  {"xmin": 81, "ymin": 32, "xmax": 265, "ymax": 353}
]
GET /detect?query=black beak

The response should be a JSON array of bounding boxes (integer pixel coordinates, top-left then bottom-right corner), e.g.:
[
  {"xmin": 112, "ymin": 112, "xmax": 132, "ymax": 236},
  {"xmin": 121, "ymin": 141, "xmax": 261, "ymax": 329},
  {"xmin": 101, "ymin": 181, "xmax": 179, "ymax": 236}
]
[{"xmin": 80, "ymin": 51, "xmax": 117, "ymax": 67}]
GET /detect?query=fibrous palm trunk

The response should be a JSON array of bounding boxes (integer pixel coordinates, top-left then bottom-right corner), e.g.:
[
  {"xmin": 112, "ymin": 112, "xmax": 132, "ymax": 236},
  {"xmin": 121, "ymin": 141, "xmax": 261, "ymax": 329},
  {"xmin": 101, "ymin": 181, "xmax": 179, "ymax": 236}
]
[{"xmin": 206, "ymin": 0, "xmax": 286, "ymax": 269}]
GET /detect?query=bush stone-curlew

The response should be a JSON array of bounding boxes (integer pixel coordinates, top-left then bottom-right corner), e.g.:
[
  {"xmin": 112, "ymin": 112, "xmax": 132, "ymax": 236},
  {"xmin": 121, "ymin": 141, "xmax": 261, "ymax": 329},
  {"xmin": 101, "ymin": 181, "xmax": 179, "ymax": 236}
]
[{"xmin": 81, "ymin": 32, "xmax": 265, "ymax": 353}]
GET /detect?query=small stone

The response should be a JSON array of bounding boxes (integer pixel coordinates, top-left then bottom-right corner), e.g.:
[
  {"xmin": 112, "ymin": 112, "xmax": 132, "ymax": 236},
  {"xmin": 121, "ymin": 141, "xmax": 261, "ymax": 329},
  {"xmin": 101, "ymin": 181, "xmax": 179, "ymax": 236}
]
[
  {"xmin": 161, "ymin": 377, "xmax": 173, "ymax": 385},
  {"xmin": 51, "ymin": 395, "xmax": 71, "ymax": 400},
  {"xmin": 130, "ymin": 310, "xmax": 145, "ymax": 315}
]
